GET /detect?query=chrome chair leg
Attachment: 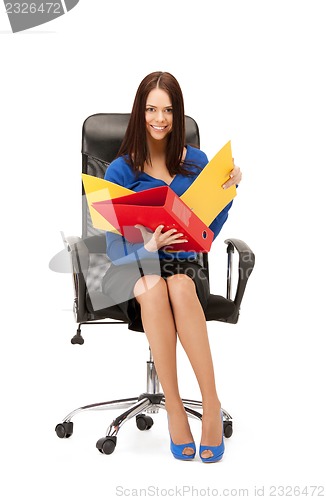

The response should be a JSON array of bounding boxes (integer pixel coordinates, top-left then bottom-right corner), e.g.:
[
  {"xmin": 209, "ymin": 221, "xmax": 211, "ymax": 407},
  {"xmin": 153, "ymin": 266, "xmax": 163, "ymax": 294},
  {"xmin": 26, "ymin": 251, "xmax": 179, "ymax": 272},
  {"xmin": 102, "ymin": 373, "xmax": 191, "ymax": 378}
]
[
  {"xmin": 55, "ymin": 347, "xmax": 233, "ymax": 451},
  {"xmin": 62, "ymin": 397, "xmax": 141, "ymax": 422},
  {"xmin": 105, "ymin": 397, "xmax": 156, "ymax": 436}
]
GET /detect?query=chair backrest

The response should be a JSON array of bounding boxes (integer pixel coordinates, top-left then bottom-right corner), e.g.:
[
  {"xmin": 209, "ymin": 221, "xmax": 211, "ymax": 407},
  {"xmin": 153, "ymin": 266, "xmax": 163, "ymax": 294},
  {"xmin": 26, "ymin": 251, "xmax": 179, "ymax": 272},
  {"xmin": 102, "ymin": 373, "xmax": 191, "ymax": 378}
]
[{"xmin": 81, "ymin": 113, "xmax": 200, "ymax": 239}]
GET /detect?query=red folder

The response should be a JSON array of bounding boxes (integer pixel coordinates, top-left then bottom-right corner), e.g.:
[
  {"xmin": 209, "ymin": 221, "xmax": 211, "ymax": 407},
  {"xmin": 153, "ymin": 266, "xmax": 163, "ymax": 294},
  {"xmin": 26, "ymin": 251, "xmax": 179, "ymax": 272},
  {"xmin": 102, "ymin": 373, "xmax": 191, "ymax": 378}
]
[{"xmin": 92, "ymin": 186, "xmax": 214, "ymax": 252}]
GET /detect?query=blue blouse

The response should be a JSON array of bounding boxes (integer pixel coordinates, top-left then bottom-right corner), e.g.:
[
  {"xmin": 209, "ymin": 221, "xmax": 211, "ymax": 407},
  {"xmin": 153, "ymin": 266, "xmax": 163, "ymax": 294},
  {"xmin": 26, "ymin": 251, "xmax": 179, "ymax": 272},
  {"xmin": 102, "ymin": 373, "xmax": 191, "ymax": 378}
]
[{"xmin": 104, "ymin": 145, "xmax": 233, "ymax": 265}]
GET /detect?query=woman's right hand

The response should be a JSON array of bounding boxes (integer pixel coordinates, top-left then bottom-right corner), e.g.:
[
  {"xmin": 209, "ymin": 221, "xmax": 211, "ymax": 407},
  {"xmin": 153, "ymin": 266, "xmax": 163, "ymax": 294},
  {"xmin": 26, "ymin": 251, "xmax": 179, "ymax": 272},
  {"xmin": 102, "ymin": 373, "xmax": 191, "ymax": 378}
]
[{"xmin": 135, "ymin": 224, "xmax": 188, "ymax": 252}]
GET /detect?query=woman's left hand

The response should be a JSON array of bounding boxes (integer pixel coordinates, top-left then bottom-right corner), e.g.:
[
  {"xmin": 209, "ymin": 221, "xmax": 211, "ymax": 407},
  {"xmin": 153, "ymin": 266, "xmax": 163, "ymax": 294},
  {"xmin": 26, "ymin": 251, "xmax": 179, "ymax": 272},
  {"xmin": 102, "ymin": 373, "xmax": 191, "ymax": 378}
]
[{"xmin": 223, "ymin": 158, "xmax": 242, "ymax": 189}]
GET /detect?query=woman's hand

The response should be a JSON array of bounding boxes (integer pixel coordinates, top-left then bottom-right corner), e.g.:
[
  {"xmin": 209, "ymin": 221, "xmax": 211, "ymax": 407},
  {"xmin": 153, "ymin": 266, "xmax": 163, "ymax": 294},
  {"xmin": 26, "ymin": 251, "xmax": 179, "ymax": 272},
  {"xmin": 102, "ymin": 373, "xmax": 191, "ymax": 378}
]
[
  {"xmin": 222, "ymin": 158, "xmax": 242, "ymax": 189},
  {"xmin": 135, "ymin": 224, "xmax": 188, "ymax": 252}
]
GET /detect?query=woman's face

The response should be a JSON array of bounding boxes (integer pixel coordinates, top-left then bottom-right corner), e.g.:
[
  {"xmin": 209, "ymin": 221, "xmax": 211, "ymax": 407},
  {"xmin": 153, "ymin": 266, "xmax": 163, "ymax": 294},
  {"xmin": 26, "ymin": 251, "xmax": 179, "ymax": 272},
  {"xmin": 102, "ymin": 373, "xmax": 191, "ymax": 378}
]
[{"xmin": 145, "ymin": 88, "xmax": 173, "ymax": 142}]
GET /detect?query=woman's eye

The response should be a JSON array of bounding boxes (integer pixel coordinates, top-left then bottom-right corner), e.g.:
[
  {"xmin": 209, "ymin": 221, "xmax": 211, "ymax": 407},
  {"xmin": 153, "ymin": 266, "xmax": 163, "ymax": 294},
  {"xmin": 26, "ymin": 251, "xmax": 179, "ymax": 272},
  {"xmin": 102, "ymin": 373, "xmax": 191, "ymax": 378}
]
[
  {"xmin": 165, "ymin": 108, "xmax": 173, "ymax": 113},
  {"xmin": 146, "ymin": 107, "xmax": 155, "ymax": 112}
]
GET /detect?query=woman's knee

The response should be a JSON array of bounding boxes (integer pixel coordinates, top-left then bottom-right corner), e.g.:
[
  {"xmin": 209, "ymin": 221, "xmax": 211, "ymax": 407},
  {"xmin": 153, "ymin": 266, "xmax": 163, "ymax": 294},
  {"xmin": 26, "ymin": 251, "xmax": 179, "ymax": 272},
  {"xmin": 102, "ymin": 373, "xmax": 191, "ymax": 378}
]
[
  {"xmin": 166, "ymin": 274, "xmax": 196, "ymax": 301},
  {"xmin": 134, "ymin": 275, "xmax": 167, "ymax": 302}
]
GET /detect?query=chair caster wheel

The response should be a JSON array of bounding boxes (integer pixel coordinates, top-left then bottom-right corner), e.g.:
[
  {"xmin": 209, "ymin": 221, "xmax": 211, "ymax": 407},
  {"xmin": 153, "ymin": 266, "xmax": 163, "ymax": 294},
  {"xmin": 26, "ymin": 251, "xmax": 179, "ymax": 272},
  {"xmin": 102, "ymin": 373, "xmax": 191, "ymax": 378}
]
[
  {"xmin": 71, "ymin": 333, "xmax": 84, "ymax": 345},
  {"xmin": 136, "ymin": 414, "xmax": 154, "ymax": 431},
  {"xmin": 96, "ymin": 436, "xmax": 117, "ymax": 455},
  {"xmin": 55, "ymin": 421, "xmax": 74, "ymax": 438},
  {"xmin": 223, "ymin": 421, "xmax": 233, "ymax": 438}
]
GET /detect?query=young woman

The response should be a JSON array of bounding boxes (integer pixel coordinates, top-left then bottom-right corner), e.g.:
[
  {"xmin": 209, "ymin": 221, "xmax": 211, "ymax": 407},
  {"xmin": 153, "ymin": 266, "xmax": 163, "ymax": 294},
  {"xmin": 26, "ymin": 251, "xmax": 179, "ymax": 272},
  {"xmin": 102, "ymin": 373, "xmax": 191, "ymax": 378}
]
[{"xmin": 102, "ymin": 71, "xmax": 242, "ymax": 462}]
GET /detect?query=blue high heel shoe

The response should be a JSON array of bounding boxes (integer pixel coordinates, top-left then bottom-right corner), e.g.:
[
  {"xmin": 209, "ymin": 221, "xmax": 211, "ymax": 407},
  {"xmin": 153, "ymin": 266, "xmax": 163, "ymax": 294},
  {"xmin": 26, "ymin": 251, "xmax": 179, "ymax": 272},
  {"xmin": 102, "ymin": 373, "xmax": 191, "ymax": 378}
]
[
  {"xmin": 199, "ymin": 412, "xmax": 225, "ymax": 463},
  {"xmin": 170, "ymin": 436, "xmax": 196, "ymax": 461}
]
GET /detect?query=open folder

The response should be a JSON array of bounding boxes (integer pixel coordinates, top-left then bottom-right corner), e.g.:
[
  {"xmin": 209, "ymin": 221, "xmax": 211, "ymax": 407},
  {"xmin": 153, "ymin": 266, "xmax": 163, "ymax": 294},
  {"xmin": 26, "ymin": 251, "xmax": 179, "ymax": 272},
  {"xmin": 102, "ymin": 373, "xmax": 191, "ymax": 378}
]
[
  {"xmin": 180, "ymin": 140, "xmax": 236, "ymax": 226},
  {"xmin": 92, "ymin": 186, "xmax": 214, "ymax": 252},
  {"xmin": 82, "ymin": 140, "xmax": 237, "ymax": 249}
]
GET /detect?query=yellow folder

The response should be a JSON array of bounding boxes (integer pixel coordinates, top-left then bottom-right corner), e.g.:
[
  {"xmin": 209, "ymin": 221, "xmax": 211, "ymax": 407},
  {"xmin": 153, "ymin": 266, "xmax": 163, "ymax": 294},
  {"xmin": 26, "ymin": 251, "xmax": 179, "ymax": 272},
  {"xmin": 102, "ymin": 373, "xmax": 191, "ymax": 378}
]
[
  {"xmin": 82, "ymin": 140, "xmax": 236, "ymax": 232},
  {"xmin": 180, "ymin": 140, "xmax": 236, "ymax": 226},
  {"xmin": 82, "ymin": 174, "xmax": 133, "ymax": 232}
]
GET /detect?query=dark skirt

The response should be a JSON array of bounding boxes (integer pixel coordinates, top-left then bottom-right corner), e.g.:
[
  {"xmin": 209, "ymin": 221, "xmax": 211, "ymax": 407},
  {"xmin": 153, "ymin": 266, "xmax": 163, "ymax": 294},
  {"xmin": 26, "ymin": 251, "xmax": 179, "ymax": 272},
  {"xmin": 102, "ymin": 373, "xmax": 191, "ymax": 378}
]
[{"xmin": 102, "ymin": 257, "xmax": 210, "ymax": 332}]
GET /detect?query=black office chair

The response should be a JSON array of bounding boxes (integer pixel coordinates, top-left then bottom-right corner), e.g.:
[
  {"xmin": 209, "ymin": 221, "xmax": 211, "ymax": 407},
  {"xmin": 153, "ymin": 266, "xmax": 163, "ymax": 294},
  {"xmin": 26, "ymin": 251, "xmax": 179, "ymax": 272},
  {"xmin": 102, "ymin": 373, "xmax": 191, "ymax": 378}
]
[{"xmin": 54, "ymin": 113, "xmax": 255, "ymax": 455}]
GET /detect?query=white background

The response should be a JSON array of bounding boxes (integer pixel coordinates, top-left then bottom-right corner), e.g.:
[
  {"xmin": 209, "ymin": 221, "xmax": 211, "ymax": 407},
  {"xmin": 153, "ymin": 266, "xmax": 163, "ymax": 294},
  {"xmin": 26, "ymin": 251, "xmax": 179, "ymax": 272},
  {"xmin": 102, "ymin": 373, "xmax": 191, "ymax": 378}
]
[{"xmin": 1, "ymin": 1, "xmax": 325, "ymax": 498}]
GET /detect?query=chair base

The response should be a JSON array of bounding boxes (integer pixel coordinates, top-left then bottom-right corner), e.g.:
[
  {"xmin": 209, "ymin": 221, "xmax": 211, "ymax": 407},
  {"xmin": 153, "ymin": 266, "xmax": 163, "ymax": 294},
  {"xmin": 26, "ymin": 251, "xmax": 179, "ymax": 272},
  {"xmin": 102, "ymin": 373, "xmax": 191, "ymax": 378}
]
[
  {"xmin": 55, "ymin": 391, "xmax": 233, "ymax": 455},
  {"xmin": 55, "ymin": 346, "xmax": 233, "ymax": 454}
]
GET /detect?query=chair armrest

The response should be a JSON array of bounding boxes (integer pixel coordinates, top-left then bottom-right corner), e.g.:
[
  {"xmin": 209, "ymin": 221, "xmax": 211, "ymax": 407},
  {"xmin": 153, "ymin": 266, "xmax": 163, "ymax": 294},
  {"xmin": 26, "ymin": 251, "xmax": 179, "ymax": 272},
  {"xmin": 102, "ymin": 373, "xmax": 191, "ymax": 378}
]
[
  {"xmin": 64, "ymin": 235, "xmax": 90, "ymax": 322},
  {"xmin": 64, "ymin": 235, "xmax": 90, "ymax": 275},
  {"xmin": 64, "ymin": 234, "xmax": 108, "ymax": 322},
  {"xmin": 223, "ymin": 238, "xmax": 255, "ymax": 323}
]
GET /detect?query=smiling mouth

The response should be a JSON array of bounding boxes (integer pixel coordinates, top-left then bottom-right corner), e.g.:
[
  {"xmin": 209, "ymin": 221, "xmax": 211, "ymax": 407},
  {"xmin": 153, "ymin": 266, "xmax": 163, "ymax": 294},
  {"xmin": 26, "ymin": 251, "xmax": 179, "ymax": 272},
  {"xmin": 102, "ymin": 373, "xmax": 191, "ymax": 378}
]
[{"xmin": 150, "ymin": 125, "xmax": 168, "ymax": 131}]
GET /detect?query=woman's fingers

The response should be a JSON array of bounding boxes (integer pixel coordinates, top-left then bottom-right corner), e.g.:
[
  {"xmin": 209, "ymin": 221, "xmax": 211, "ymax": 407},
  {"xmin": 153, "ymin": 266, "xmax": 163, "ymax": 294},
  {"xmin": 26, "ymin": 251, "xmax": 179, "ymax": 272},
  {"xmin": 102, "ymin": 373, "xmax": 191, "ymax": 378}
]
[
  {"xmin": 223, "ymin": 164, "xmax": 242, "ymax": 189},
  {"xmin": 158, "ymin": 227, "xmax": 187, "ymax": 243},
  {"xmin": 164, "ymin": 232, "xmax": 187, "ymax": 243},
  {"xmin": 136, "ymin": 224, "xmax": 188, "ymax": 250},
  {"xmin": 153, "ymin": 224, "xmax": 165, "ymax": 235}
]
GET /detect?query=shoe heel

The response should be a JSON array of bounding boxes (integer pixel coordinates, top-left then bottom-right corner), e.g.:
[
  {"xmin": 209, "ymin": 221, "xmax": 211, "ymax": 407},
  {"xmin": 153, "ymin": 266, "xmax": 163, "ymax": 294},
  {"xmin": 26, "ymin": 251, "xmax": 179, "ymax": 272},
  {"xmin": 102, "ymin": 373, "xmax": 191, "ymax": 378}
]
[{"xmin": 200, "ymin": 412, "xmax": 225, "ymax": 463}]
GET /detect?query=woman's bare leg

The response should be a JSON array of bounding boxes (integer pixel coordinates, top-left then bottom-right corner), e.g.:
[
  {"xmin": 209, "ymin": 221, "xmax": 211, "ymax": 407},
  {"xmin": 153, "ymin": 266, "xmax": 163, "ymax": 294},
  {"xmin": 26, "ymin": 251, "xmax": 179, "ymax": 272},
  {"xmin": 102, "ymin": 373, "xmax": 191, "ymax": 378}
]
[
  {"xmin": 134, "ymin": 275, "xmax": 194, "ymax": 455},
  {"xmin": 166, "ymin": 274, "xmax": 222, "ymax": 459}
]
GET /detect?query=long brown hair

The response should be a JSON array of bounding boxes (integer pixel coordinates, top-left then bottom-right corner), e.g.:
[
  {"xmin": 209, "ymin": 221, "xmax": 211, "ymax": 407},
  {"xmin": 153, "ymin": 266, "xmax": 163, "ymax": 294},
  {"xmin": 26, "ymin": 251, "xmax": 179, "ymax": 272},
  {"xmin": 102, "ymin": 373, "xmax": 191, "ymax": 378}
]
[{"xmin": 116, "ymin": 71, "xmax": 195, "ymax": 176}]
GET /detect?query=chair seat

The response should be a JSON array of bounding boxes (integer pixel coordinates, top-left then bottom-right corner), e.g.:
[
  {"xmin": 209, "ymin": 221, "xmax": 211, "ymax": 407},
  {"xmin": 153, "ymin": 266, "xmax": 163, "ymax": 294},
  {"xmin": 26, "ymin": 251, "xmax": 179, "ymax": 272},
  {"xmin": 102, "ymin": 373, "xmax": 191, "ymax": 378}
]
[
  {"xmin": 86, "ymin": 292, "xmax": 128, "ymax": 321},
  {"xmin": 205, "ymin": 294, "xmax": 236, "ymax": 321},
  {"xmin": 86, "ymin": 291, "xmax": 236, "ymax": 324}
]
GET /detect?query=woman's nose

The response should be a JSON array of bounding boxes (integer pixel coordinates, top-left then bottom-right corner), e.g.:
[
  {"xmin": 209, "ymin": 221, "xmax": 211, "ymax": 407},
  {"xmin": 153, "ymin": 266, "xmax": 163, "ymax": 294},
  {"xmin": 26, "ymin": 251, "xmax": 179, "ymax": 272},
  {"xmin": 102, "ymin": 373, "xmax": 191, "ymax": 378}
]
[{"xmin": 156, "ymin": 110, "xmax": 164, "ymax": 122}]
